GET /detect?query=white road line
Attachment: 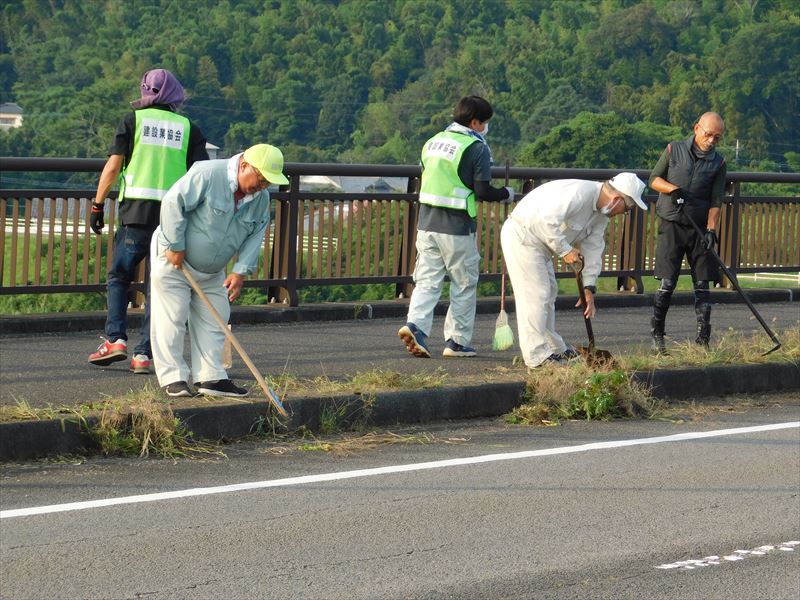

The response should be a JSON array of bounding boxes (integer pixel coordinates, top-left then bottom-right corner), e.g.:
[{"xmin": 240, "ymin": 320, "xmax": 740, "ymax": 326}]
[
  {"xmin": 2, "ymin": 421, "xmax": 798, "ymax": 520},
  {"xmin": 656, "ymin": 541, "xmax": 800, "ymax": 570}
]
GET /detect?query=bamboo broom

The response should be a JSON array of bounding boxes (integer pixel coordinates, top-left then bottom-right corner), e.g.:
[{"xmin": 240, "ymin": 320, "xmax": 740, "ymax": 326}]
[
  {"xmin": 492, "ymin": 262, "xmax": 514, "ymax": 351},
  {"xmin": 493, "ymin": 162, "xmax": 514, "ymax": 351}
]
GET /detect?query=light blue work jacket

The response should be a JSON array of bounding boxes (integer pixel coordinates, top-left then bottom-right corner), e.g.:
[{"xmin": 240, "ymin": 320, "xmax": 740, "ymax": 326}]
[{"xmin": 159, "ymin": 159, "xmax": 270, "ymax": 275}]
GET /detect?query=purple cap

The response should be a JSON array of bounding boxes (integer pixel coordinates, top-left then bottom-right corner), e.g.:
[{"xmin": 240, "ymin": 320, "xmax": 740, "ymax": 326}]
[{"xmin": 130, "ymin": 69, "xmax": 185, "ymax": 110}]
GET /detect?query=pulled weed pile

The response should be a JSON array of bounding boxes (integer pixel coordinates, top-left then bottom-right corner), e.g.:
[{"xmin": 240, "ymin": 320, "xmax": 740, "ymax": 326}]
[
  {"xmin": 298, "ymin": 431, "xmax": 438, "ymax": 454},
  {"xmin": 87, "ymin": 386, "xmax": 224, "ymax": 459},
  {"xmin": 508, "ymin": 362, "xmax": 657, "ymax": 425}
]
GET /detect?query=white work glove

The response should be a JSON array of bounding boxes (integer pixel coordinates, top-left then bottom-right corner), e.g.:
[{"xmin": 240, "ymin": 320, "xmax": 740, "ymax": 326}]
[{"xmin": 502, "ymin": 186, "xmax": 515, "ymax": 204}]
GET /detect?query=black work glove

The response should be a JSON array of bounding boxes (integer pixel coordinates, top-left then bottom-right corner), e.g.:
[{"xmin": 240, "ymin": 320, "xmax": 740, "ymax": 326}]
[
  {"xmin": 669, "ymin": 187, "xmax": 688, "ymax": 206},
  {"xmin": 90, "ymin": 202, "xmax": 105, "ymax": 234},
  {"xmin": 703, "ymin": 228, "xmax": 718, "ymax": 252}
]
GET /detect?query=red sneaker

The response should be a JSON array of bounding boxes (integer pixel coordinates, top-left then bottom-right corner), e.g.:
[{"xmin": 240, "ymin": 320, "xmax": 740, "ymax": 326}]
[
  {"xmin": 129, "ymin": 354, "xmax": 152, "ymax": 374},
  {"xmin": 88, "ymin": 338, "xmax": 127, "ymax": 366}
]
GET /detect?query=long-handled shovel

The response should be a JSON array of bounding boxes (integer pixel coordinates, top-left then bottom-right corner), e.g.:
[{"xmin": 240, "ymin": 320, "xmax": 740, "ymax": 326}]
[
  {"xmin": 180, "ymin": 265, "xmax": 288, "ymax": 417},
  {"xmin": 676, "ymin": 202, "xmax": 781, "ymax": 356},
  {"xmin": 570, "ymin": 257, "xmax": 616, "ymax": 368}
]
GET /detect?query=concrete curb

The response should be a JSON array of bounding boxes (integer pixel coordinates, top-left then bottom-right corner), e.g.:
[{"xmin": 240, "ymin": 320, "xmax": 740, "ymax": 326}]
[
  {"xmin": 2, "ymin": 288, "xmax": 797, "ymax": 335},
  {"xmin": 633, "ymin": 361, "xmax": 800, "ymax": 400},
  {"xmin": 1, "ymin": 362, "xmax": 798, "ymax": 462}
]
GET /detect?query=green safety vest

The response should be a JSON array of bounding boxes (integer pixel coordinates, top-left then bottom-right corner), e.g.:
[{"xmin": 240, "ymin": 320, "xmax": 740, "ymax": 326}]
[
  {"xmin": 419, "ymin": 131, "xmax": 478, "ymax": 218},
  {"xmin": 120, "ymin": 108, "xmax": 191, "ymax": 202}
]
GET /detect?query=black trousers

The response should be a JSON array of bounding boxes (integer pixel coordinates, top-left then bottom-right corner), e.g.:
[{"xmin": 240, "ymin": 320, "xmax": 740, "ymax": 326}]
[{"xmin": 654, "ymin": 219, "xmax": 718, "ymax": 282}]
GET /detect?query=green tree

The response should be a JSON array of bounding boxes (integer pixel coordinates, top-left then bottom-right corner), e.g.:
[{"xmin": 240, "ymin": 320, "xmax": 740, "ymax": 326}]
[
  {"xmin": 579, "ymin": 4, "xmax": 676, "ymax": 91},
  {"xmin": 521, "ymin": 83, "xmax": 597, "ymax": 141},
  {"xmin": 785, "ymin": 152, "xmax": 800, "ymax": 173},
  {"xmin": 517, "ymin": 112, "xmax": 680, "ymax": 169},
  {"xmin": 710, "ymin": 18, "xmax": 800, "ymax": 165},
  {"xmin": 1, "ymin": 0, "xmax": 797, "ymax": 170}
]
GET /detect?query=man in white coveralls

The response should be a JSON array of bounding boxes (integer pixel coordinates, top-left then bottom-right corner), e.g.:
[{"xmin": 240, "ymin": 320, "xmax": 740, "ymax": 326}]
[{"xmin": 500, "ymin": 173, "xmax": 648, "ymax": 369}]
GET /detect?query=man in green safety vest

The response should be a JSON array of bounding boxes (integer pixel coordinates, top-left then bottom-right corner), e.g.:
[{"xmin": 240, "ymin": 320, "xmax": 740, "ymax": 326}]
[
  {"xmin": 398, "ymin": 96, "xmax": 514, "ymax": 358},
  {"xmin": 88, "ymin": 69, "xmax": 209, "ymax": 374}
]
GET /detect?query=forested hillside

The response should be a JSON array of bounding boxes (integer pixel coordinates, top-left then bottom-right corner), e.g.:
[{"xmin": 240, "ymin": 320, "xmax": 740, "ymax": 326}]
[{"xmin": 1, "ymin": 0, "xmax": 798, "ymax": 173}]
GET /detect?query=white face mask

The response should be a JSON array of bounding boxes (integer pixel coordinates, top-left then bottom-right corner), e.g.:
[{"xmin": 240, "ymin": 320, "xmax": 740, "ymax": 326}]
[
  {"xmin": 480, "ymin": 122, "xmax": 489, "ymax": 136},
  {"xmin": 600, "ymin": 198, "xmax": 618, "ymax": 216}
]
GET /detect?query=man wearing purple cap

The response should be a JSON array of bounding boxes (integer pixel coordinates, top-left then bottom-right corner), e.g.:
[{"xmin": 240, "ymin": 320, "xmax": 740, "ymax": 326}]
[{"xmin": 88, "ymin": 69, "xmax": 209, "ymax": 374}]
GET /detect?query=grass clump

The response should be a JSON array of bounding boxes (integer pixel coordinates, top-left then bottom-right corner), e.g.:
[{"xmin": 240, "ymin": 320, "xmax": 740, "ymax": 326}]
[
  {"xmin": 266, "ymin": 368, "xmax": 448, "ymax": 398},
  {"xmin": 0, "ymin": 398, "xmax": 97, "ymax": 425},
  {"xmin": 86, "ymin": 386, "xmax": 225, "ymax": 459},
  {"xmin": 348, "ymin": 367, "xmax": 447, "ymax": 391},
  {"xmin": 620, "ymin": 325, "xmax": 799, "ymax": 371},
  {"xmin": 0, "ymin": 399, "xmax": 54, "ymax": 423},
  {"xmin": 567, "ymin": 370, "xmax": 631, "ymax": 420},
  {"xmin": 2, "ymin": 389, "xmax": 227, "ymax": 459},
  {"xmin": 507, "ymin": 362, "xmax": 656, "ymax": 425}
]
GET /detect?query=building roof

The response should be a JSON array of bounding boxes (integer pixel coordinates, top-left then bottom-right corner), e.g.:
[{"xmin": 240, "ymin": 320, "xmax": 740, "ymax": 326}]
[
  {"xmin": 0, "ymin": 102, "xmax": 23, "ymax": 114},
  {"xmin": 300, "ymin": 175, "xmax": 408, "ymax": 193}
]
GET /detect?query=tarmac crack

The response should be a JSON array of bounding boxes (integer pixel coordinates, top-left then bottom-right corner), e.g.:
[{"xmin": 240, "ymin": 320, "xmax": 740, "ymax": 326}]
[
  {"xmin": 3, "ymin": 530, "xmax": 140, "ymax": 551},
  {"xmin": 133, "ymin": 578, "xmax": 222, "ymax": 597}
]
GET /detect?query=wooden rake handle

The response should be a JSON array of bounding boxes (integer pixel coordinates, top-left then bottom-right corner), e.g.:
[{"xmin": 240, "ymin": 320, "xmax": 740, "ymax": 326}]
[
  {"xmin": 568, "ymin": 256, "xmax": 595, "ymax": 350},
  {"xmin": 180, "ymin": 265, "xmax": 288, "ymax": 417}
]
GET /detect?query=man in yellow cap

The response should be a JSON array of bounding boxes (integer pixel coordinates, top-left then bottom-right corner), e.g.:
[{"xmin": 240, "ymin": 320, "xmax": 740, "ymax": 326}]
[{"xmin": 149, "ymin": 144, "xmax": 288, "ymax": 397}]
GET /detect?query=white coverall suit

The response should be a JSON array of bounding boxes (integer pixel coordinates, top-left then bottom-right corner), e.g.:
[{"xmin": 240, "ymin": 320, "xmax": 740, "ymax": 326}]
[{"xmin": 500, "ymin": 180, "xmax": 608, "ymax": 368}]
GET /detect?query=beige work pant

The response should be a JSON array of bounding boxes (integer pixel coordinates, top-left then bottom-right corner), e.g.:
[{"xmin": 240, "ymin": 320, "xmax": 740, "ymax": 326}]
[
  {"xmin": 500, "ymin": 219, "xmax": 568, "ymax": 367},
  {"xmin": 406, "ymin": 230, "xmax": 480, "ymax": 345},
  {"xmin": 149, "ymin": 230, "xmax": 229, "ymax": 387}
]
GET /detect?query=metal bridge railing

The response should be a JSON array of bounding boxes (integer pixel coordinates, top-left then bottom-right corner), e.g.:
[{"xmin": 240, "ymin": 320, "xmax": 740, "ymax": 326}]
[{"xmin": 2, "ymin": 158, "xmax": 798, "ymax": 306}]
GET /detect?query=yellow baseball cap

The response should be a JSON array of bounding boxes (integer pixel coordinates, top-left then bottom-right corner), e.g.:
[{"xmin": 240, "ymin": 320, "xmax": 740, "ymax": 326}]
[{"xmin": 243, "ymin": 144, "xmax": 289, "ymax": 185}]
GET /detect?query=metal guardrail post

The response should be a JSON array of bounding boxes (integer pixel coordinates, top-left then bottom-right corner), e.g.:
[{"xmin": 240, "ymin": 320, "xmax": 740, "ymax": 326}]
[
  {"xmin": 721, "ymin": 180, "xmax": 742, "ymax": 289},
  {"xmin": 521, "ymin": 179, "xmax": 536, "ymax": 194},
  {"xmin": 396, "ymin": 175, "xmax": 420, "ymax": 299},
  {"xmin": 285, "ymin": 175, "xmax": 300, "ymax": 306},
  {"xmin": 617, "ymin": 202, "xmax": 646, "ymax": 293},
  {"xmin": 269, "ymin": 176, "xmax": 299, "ymax": 305}
]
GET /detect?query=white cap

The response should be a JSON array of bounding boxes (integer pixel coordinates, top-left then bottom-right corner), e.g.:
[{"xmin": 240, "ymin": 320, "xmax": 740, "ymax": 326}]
[{"xmin": 609, "ymin": 172, "xmax": 648, "ymax": 210}]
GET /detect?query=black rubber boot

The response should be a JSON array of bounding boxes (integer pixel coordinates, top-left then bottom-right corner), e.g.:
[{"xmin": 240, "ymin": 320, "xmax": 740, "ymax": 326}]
[
  {"xmin": 694, "ymin": 288, "xmax": 712, "ymax": 348},
  {"xmin": 651, "ymin": 287, "xmax": 672, "ymax": 355},
  {"xmin": 651, "ymin": 317, "xmax": 667, "ymax": 355},
  {"xmin": 695, "ymin": 321, "xmax": 711, "ymax": 348}
]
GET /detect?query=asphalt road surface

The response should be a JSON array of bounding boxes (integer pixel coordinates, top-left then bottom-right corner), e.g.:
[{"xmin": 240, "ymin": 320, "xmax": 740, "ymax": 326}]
[
  {"xmin": 1, "ymin": 302, "xmax": 798, "ymax": 408},
  {"xmin": 1, "ymin": 397, "xmax": 798, "ymax": 599}
]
